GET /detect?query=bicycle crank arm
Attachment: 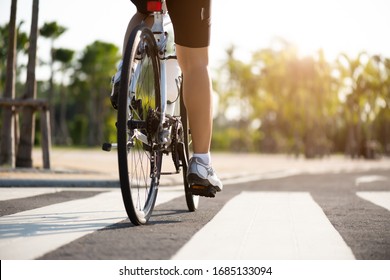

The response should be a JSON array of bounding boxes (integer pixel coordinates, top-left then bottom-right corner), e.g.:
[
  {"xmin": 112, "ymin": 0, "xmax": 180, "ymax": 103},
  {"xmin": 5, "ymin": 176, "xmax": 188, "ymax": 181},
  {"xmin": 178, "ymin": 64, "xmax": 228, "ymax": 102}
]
[
  {"xmin": 160, "ymin": 171, "xmax": 180, "ymax": 175},
  {"xmin": 133, "ymin": 129, "xmax": 149, "ymax": 145}
]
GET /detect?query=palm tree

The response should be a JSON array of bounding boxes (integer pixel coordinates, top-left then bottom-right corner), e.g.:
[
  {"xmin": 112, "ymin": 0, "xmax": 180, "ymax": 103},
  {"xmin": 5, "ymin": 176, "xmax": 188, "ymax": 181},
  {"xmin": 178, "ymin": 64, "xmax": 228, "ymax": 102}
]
[
  {"xmin": 336, "ymin": 53, "xmax": 365, "ymax": 158},
  {"xmin": 0, "ymin": 0, "xmax": 17, "ymax": 167},
  {"xmin": 39, "ymin": 21, "xmax": 67, "ymax": 141},
  {"xmin": 336, "ymin": 52, "xmax": 387, "ymax": 158},
  {"xmin": 361, "ymin": 55, "xmax": 390, "ymax": 158},
  {"xmin": 0, "ymin": 22, "xmax": 29, "ymax": 94},
  {"xmin": 16, "ymin": 0, "xmax": 39, "ymax": 168},
  {"xmin": 53, "ymin": 48, "xmax": 74, "ymax": 145}
]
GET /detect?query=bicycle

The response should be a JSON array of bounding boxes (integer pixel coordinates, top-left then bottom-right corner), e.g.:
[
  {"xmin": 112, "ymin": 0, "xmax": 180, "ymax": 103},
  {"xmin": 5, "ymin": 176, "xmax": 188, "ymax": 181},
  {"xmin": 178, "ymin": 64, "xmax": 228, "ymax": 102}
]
[{"xmin": 103, "ymin": 0, "xmax": 199, "ymax": 225}]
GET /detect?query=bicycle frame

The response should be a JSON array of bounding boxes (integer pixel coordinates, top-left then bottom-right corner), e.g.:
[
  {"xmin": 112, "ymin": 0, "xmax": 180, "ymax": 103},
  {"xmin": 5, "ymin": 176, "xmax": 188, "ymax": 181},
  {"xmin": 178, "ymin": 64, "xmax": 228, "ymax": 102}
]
[
  {"xmin": 150, "ymin": 1, "xmax": 173, "ymax": 129},
  {"xmin": 131, "ymin": 0, "xmax": 180, "ymax": 148}
]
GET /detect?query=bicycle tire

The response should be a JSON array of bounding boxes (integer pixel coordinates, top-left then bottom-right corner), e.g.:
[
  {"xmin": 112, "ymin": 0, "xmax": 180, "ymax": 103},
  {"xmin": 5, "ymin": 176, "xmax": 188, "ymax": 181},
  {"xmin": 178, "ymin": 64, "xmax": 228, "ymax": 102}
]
[
  {"xmin": 117, "ymin": 25, "xmax": 162, "ymax": 225},
  {"xmin": 179, "ymin": 83, "xmax": 199, "ymax": 212}
]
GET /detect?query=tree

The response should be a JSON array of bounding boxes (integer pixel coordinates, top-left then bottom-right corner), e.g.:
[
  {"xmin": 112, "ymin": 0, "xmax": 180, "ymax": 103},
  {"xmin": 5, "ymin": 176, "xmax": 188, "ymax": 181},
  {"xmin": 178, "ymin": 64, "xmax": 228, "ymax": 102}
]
[
  {"xmin": 16, "ymin": 0, "xmax": 39, "ymax": 167},
  {"xmin": 336, "ymin": 52, "xmax": 384, "ymax": 158},
  {"xmin": 53, "ymin": 47, "xmax": 74, "ymax": 145},
  {"xmin": 213, "ymin": 45, "xmax": 260, "ymax": 152},
  {"xmin": 215, "ymin": 41, "xmax": 339, "ymax": 157},
  {"xmin": 363, "ymin": 55, "xmax": 390, "ymax": 157},
  {"xmin": 0, "ymin": 0, "xmax": 17, "ymax": 167},
  {"xmin": 74, "ymin": 40, "xmax": 119, "ymax": 146},
  {"xmin": 0, "ymin": 22, "xmax": 28, "ymax": 94},
  {"xmin": 39, "ymin": 21, "xmax": 67, "ymax": 142},
  {"xmin": 0, "ymin": 24, "xmax": 7, "ymax": 92}
]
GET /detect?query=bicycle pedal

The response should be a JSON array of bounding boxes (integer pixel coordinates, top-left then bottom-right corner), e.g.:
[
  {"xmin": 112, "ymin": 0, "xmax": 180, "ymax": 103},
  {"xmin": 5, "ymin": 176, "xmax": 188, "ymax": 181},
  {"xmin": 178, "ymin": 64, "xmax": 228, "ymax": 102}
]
[
  {"xmin": 102, "ymin": 143, "xmax": 112, "ymax": 152},
  {"xmin": 190, "ymin": 185, "xmax": 216, "ymax": 198},
  {"xmin": 102, "ymin": 142, "xmax": 117, "ymax": 152},
  {"xmin": 191, "ymin": 185, "xmax": 207, "ymax": 190}
]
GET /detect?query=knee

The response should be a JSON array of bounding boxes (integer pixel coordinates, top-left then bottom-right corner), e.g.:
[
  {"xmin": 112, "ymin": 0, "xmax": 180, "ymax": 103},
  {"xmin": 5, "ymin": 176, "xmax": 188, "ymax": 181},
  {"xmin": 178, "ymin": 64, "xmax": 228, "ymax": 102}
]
[
  {"xmin": 180, "ymin": 62, "xmax": 209, "ymax": 77},
  {"xmin": 176, "ymin": 46, "xmax": 209, "ymax": 74}
]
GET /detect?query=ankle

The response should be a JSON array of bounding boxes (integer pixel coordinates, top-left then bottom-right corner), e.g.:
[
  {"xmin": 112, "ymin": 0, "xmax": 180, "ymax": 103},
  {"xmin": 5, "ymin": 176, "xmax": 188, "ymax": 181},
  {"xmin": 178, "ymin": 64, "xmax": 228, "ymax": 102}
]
[{"xmin": 193, "ymin": 152, "xmax": 211, "ymax": 165}]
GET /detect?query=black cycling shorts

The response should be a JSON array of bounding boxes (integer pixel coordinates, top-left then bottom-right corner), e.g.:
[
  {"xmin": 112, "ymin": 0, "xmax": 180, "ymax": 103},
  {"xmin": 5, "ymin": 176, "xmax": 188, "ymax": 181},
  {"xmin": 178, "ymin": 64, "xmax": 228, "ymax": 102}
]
[{"xmin": 130, "ymin": 0, "xmax": 211, "ymax": 48}]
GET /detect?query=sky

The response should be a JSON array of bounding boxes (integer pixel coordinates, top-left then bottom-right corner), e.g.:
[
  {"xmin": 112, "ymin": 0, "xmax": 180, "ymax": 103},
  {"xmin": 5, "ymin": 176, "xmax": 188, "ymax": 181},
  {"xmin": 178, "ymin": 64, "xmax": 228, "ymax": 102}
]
[{"xmin": 1, "ymin": 0, "xmax": 390, "ymax": 79}]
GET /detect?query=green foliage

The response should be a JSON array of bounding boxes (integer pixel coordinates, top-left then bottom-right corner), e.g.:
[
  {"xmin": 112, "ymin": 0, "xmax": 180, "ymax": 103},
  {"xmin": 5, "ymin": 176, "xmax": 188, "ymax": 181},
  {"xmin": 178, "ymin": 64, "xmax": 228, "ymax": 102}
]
[
  {"xmin": 71, "ymin": 40, "xmax": 120, "ymax": 146},
  {"xmin": 40, "ymin": 22, "xmax": 67, "ymax": 39},
  {"xmin": 214, "ymin": 42, "xmax": 390, "ymax": 158},
  {"xmin": 29, "ymin": 38, "xmax": 119, "ymax": 147},
  {"xmin": 53, "ymin": 48, "xmax": 74, "ymax": 64}
]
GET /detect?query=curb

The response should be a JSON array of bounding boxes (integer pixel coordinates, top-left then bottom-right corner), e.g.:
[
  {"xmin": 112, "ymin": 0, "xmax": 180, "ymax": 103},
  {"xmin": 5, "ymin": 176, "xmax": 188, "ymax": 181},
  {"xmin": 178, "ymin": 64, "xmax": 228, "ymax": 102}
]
[{"xmin": 0, "ymin": 179, "xmax": 120, "ymax": 188}]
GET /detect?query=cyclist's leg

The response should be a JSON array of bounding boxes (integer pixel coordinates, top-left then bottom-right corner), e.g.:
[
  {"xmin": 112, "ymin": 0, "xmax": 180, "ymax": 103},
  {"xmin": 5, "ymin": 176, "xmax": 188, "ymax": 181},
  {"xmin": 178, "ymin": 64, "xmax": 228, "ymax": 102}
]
[
  {"xmin": 167, "ymin": 0, "xmax": 223, "ymax": 194},
  {"xmin": 166, "ymin": 0, "xmax": 213, "ymax": 156},
  {"xmin": 176, "ymin": 45, "xmax": 222, "ymax": 196},
  {"xmin": 175, "ymin": 46, "xmax": 212, "ymax": 155}
]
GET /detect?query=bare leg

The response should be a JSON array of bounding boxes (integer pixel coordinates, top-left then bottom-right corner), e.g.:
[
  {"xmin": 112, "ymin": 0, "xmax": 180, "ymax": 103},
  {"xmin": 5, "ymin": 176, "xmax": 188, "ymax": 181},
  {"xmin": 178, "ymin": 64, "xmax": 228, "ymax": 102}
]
[{"xmin": 175, "ymin": 45, "xmax": 213, "ymax": 155}]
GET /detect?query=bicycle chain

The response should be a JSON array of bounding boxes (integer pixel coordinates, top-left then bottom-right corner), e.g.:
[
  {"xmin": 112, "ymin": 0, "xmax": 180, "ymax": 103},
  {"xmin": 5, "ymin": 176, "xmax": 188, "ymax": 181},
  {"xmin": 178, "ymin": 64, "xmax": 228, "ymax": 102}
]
[
  {"xmin": 171, "ymin": 118, "xmax": 183, "ymax": 172},
  {"xmin": 145, "ymin": 108, "xmax": 183, "ymax": 172}
]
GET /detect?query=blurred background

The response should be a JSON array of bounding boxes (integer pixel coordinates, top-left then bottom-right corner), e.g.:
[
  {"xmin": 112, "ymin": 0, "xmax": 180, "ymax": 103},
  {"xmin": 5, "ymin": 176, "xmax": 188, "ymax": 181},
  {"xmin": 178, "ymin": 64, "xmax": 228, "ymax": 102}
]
[{"xmin": 1, "ymin": 0, "xmax": 389, "ymax": 165}]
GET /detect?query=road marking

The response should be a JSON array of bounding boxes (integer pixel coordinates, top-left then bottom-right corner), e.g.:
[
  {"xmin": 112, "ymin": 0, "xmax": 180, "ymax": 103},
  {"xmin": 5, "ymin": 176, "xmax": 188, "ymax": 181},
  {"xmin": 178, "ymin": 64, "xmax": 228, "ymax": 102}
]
[
  {"xmin": 355, "ymin": 175, "xmax": 388, "ymax": 186},
  {"xmin": 0, "ymin": 187, "xmax": 183, "ymax": 260},
  {"xmin": 172, "ymin": 192, "xmax": 355, "ymax": 260},
  {"xmin": 0, "ymin": 187, "xmax": 119, "ymax": 201},
  {"xmin": 223, "ymin": 170, "xmax": 301, "ymax": 185},
  {"xmin": 0, "ymin": 188, "xmax": 61, "ymax": 201},
  {"xmin": 356, "ymin": 191, "xmax": 390, "ymax": 211}
]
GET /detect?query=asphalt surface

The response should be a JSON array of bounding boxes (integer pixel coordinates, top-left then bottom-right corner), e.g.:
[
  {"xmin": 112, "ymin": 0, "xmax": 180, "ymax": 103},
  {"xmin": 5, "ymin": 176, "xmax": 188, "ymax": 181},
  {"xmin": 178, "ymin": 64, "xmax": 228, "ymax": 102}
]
[{"xmin": 1, "ymin": 149, "xmax": 389, "ymax": 260}]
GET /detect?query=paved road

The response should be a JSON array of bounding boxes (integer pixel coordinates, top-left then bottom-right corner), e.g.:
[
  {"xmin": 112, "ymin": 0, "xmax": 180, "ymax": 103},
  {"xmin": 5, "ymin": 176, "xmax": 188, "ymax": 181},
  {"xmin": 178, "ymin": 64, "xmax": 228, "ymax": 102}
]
[{"xmin": 1, "ymin": 167, "xmax": 389, "ymax": 260}]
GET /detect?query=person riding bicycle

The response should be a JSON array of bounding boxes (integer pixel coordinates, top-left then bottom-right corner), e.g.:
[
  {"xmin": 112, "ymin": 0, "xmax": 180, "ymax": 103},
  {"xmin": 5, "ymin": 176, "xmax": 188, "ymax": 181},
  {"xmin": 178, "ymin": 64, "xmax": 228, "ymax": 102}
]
[{"xmin": 110, "ymin": 0, "xmax": 223, "ymax": 197}]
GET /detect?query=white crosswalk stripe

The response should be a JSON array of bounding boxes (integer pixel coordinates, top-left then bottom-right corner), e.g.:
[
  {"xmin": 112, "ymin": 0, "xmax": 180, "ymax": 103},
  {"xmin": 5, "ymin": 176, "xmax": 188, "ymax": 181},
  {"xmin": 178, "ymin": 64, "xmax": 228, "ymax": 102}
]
[
  {"xmin": 172, "ymin": 192, "xmax": 355, "ymax": 260},
  {"xmin": 0, "ymin": 187, "xmax": 61, "ymax": 201},
  {"xmin": 0, "ymin": 190, "xmax": 125, "ymax": 259},
  {"xmin": 356, "ymin": 191, "xmax": 390, "ymax": 211},
  {"xmin": 0, "ymin": 186, "xmax": 184, "ymax": 260}
]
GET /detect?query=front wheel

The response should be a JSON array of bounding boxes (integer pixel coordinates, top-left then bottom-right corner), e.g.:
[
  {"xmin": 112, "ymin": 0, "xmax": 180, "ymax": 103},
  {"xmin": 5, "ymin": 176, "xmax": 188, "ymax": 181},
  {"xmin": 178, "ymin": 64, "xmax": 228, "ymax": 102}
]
[{"xmin": 117, "ymin": 25, "xmax": 162, "ymax": 225}]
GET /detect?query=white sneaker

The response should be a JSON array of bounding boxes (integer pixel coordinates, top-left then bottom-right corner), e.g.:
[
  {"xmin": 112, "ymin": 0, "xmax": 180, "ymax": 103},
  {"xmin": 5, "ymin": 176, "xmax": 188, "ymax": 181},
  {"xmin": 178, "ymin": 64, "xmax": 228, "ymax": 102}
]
[{"xmin": 187, "ymin": 157, "xmax": 223, "ymax": 198}]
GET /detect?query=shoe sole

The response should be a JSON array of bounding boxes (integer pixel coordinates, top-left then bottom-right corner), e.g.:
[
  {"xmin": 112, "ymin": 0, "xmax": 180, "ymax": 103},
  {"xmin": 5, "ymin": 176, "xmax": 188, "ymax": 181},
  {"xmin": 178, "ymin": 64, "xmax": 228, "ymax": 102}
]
[{"xmin": 187, "ymin": 173, "xmax": 220, "ymax": 198}]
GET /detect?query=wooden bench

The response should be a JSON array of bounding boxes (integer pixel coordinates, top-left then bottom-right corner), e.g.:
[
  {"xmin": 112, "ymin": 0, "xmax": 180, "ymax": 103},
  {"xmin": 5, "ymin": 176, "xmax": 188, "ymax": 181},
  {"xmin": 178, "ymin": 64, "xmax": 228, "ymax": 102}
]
[{"xmin": 0, "ymin": 98, "xmax": 51, "ymax": 169}]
